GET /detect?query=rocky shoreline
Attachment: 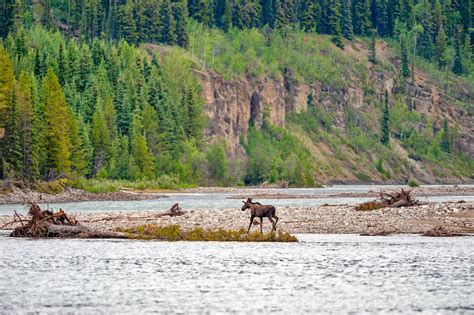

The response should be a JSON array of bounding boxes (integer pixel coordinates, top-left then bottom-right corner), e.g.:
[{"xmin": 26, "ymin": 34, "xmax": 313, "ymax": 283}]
[
  {"xmin": 0, "ymin": 186, "xmax": 165, "ymax": 204},
  {"xmin": 1, "ymin": 201, "xmax": 472, "ymax": 236}
]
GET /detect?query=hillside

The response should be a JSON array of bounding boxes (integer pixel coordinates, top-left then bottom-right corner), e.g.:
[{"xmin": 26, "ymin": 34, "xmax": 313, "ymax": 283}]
[{"xmin": 0, "ymin": 1, "xmax": 473, "ymax": 188}]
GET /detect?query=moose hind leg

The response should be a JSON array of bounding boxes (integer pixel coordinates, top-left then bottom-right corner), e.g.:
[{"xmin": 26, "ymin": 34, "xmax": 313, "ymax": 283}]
[
  {"xmin": 247, "ymin": 216, "xmax": 255, "ymax": 233},
  {"xmin": 267, "ymin": 215, "xmax": 276, "ymax": 231},
  {"xmin": 272, "ymin": 213, "xmax": 279, "ymax": 229},
  {"xmin": 260, "ymin": 217, "xmax": 263, "ymax": 234}
]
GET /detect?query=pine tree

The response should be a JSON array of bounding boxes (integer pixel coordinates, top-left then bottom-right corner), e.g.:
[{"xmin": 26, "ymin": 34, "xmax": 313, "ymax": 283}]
[
  {"xmin": 400, "ymin": 31, "xmax": 410, "ymax": 77},
  {"xmin": 130, "ymin": 109, "xmax": 154, "ymax": 179},
  {"xmin": 42, "ymin": 68, "xmax": 72, "ymax": 178},
  {"xmin": 0, "ymin": 44, "xmax": 14, "ymax": 129},
  {"xmin": 161, "ymin": 0, "xmax": 177, "ymax": 44},
  {"xmin": 452, "ymin": 29, "xmax": 464, "ymax": 75},
  {"xmin": 221, "ymin": 0, "xmax": 232, "ymax": 31},
  {"xmin": 118, "ymin": 0, "xmax": 137, "ymax": 44},
  {"xmin": 369, "ymin": 29, "xmax": 377, "ymax": 63},
  {"xmin": 3, "ymin": 87, "xmax": 22, "ymax": 179},
  {"xmin": 91, "ymin": 103, "xmax": 112, "ymax": 175},
  {"xmin": 440, "ymin": 118, "xmax": 451, "ymax": 153},
  {"xmin": 173, "ymin": 1, "xmax": 189, "ymax": 48},
  {"xmin": 301, "ymin": 1, "xmax": 319, "ymax": 32},
  {"xmin": 436, "ymin": 25, "xmax": 447, "ymax": 69},
  {"xmin": 0, "ymin": 0, "xmax": 15, "ymax": 38},
  {"xmin": 380, "ymin": 90, "xmax": 390, "ymax": 146},
  {"xmin": 15, "ymin": 72, "xmax": 39, "ymax": 181},
  {"xmin": 329, "ymin": 0, "xmax": 344, "ymax": 48},
  {"xmin": 342, "ymin": 0, "xmax": 354, "ymax": 39}
]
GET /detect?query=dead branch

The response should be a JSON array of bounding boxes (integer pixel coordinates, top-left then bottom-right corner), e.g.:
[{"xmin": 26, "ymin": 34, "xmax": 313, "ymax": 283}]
[{"xmin": 356, "ymin": 188, "xmax": 421, "ymax": 211}]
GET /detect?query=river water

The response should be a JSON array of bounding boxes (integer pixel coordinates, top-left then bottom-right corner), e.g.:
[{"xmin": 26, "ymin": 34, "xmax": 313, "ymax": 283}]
[
  {"xmin": 0, "ymin": 234, "xmax": 472, "ymax": 314},
  {"xmin": 1, "ymin": 185, "xmax": 473, "ymax": 215}
]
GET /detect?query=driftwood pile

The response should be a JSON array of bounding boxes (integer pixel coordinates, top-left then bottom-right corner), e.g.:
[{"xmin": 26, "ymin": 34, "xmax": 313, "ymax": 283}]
[
  {"xmin": 1, "ymin": 202, "xmax": 186, "ymax": 238},
  {"xmin": 2, "ymin": 202, "xmax": 127, "ymax": 238},
  {"xmin": 355, "ymin": 188, "xmax": 421, "ymax": 211}
]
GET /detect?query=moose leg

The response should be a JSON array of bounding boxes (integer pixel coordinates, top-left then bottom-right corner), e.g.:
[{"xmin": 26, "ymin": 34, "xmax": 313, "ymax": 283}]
[
  {"xmin": 247, "ymin": 216, "xmax": 255, "ymax": 233},
  {"xmin": 267, "ymin": 215, "xmax": 276, "ymax": 231},
  {"xmin": 260, "ymin": 218, "xmax": 263, "ymax": 234},
  {"xmin": 272, "ymin": 214, "xmax": 279, "ymax": 229}
]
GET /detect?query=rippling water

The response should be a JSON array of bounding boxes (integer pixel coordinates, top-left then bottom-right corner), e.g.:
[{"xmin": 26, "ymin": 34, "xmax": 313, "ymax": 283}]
[
  {"xmin": 1, "ymin": 185, "xmax": 473, "ymax": 215},
  {"xmin": 0, "ymin": 234, "xmax": 472, "ymax": 314}
]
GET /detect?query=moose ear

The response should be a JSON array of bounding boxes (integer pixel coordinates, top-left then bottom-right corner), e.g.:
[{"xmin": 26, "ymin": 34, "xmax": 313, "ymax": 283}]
[{"xmin": 249, "ymin": 198, "xmax": 253, "ymax": 202}]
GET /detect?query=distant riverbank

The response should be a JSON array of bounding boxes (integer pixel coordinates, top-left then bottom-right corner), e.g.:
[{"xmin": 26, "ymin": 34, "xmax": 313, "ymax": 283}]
[{"xmin": 1, "ymin": 182, "xmax": 473, "ymax": 205}]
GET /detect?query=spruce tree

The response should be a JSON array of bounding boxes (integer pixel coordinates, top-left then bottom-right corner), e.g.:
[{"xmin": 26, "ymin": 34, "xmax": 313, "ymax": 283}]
[
  {"xmin": 452, "ymin": 29, "xmax": 464, "ymax": 75},
  {"xmin": 0, "ymin": 44, "xmax": 14, "ymax": 129},
  {"xmin": 440, "ymin": 118, "xmax": 451, "ymax": 153},
  {"xmin": 400, "ymin": 31, "xmax": 410, "ymax": 77},
  {"xmin": 342, "ymin": 0, "xmax": 354, "ymax": 39},
  {"xmin": 329, "ymin": 0, "xmax": 344, "ymax": 48},
  {"xmin": 42, "ymin": 68, "xmax": 72, "ymax": 178},
  {"xmin": 91, "ymin": 104, "xmax": 112, "ymax": 175},
  {"xmin": 15, "ymin": 72, "xmax": 39, "ymax": 181},
  {"xmin": 118, "ymin": 0, "xmax": 137, "ymax": 44},
  {"xmin": 380, "ymin": 91, "xmax": 390, "ymax": 146},
  {"xmin": 436, "ymin": 25, "xmax": 447, "ymax": 69},
  {"xmin": 369, "ymin": 29, "xmax": 377, "ymax": 63}
]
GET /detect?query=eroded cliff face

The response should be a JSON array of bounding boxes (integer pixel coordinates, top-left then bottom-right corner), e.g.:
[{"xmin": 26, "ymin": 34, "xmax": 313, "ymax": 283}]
[
  {"xmin": 196, "ymin": 69, "xmax": 309, "ymax": 157},
  {"xmin": 196, "ymin": 41, "xmax": 473, "ymax": 183}
]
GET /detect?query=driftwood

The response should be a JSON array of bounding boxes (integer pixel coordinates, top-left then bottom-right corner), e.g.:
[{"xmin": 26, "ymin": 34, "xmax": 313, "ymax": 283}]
[
  {"xmin": 6, "ymin": 202, "xmax": 128, "ymax": 238},
  {"xmin": 355, "ymin": 188, "xmax": 420, "ymax": 211},
  {"xmin": 422, "ymin": 226, "xmax": 466, "ymax": 237}
]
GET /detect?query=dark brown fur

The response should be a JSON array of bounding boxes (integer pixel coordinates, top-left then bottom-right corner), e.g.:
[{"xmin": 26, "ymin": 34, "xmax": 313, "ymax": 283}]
[{"xmin": 241, "ymin": 198, "xmax": 279, "ymax": 233}]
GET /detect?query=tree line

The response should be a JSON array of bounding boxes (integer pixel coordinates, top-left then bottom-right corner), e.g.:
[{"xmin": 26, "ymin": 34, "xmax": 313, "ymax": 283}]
[
  {"xmin": 0, "ymin": 28, "xmax": 211, "ymax": 185},
  {"xmin": 1, "ymin": 0, "xmax": 472, "ymax": 74}
]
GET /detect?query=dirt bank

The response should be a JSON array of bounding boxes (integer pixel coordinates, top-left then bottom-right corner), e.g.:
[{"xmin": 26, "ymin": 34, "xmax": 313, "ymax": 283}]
[
  {"xmin": 0, "ymin": 186, "xmax": 164, "ymax": 204},
  {"xmin": 2, "ymin": 201, "xmax": 472, "ymax": 235}
]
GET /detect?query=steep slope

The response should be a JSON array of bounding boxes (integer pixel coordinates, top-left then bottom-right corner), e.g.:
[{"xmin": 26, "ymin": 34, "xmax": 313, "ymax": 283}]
[{"xmin": 196, "ymin": 37, "xmax": 473, "ymax": 184}]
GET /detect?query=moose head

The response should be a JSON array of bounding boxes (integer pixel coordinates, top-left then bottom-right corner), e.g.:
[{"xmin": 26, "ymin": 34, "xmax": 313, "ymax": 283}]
[{"xmin": 241, "ymin": 197, "xmax": 253, "ymax": 211}]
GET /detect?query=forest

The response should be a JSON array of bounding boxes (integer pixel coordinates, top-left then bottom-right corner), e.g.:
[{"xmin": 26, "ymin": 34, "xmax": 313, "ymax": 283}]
[{"xmin": 0, "ymin": 0, "xmax": 472, "ymax": 189}]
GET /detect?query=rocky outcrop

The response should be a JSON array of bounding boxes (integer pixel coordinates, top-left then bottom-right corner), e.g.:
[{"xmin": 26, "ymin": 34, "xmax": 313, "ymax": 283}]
[{"xmin": 195, "ymin": 41, "xmax": 473, "ymax": 182}]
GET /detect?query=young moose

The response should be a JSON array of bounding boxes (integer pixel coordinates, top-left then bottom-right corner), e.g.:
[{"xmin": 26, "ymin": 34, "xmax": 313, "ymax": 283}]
[{"xmin": 241, "ymin": 198, "xmax": 279, "ymax": 233}]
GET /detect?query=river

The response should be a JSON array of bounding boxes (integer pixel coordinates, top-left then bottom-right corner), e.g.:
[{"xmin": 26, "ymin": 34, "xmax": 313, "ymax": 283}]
[
  {"xmin": 0, "ymin": 234, "xmax": 472, "ymax": 313},
  {"xmin": 1, "ymin": 185, "xmax": 473, "ymax": 215}
]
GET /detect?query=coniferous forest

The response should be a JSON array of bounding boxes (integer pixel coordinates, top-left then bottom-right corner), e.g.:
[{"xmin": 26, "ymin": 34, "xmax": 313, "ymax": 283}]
[{"xmin": 0, "ymin": 0, "xmax": 472, "ymax": 190}]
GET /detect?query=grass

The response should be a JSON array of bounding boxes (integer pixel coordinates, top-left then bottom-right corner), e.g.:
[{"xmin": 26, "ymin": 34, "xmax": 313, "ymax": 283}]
[
  {"xmin": 355, "ymin": 201, "xmax": 385, "ymax": 211},
  {"xmin": 117, "ymin": 224, "xmax": 298, "ymax": 242},
  {"xmin": 70, "ymin": 178, "xmax": 197, "ymax": 193}
]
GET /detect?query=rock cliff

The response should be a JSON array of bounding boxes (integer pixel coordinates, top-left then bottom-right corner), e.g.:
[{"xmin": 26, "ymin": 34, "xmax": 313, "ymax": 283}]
[{"xmin": 196, "ymin": 41, "xmax": 473, "ymax": 183}]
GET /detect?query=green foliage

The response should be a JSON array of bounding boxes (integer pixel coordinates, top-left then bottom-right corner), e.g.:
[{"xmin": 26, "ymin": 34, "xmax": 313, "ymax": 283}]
[
  {"xmin": 407, "ymin": 178, "xmax": 420, "ymax": 187},
  {"xmin": 380, "ymin": 91, "xmax": 390, "ymax": 146},
  {"xmin": 244, "ymin": 125, "xmax": 316, "ymax": 187},
  {"xmin": 119, "ymin": 224, "xmax": 298, "ymax": 242}
]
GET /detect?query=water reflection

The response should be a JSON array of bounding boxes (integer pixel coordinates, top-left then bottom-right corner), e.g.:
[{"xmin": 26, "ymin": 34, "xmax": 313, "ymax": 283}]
[{"xmin": 0, "ymin": 234, "xmax": 472, "ymax": 313}]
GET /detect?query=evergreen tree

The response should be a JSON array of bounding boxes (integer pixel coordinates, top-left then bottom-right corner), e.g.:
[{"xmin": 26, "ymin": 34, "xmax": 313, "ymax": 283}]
[
  {"xmin": 400, "ymin": 31, "xmax": 410, "ymax": 77},
  {"xmin": 440, "ymin": 118, "xmax": 451, "ymax": 153},
  {"xmin": 118, "ymin": 0, "xmax": 137, "ymax": 44},
  {"xmin": 301, "ymin": 1, "xmax": 319, "ymax": 32},
  {"xmin": 0, "ymin": 0, "xmax": 15, "ymax": 38},
  {"xmin": 221, "ymin": 0, "xmax": 232, "ymax": 31},
  {"xmin": 161, "ymin": 0, "xmax": 177, "ymax": 44},
  {"xmin": 328, "ymin": 0, "xmax": 344, "ymax": 48},
  {"xmin": 15, "ymin": 72, "xmax": 39, "ymax": 181},
  {"xmin": 342, "ymin": 0, "xmax": 354, "ymax": 39},
  {"xmin": 380, "ymin": 90, "xmax": 390, "ymax": 145},
  {"xmin": 3, "ymin": 87, "xmax": 22, "ymax": 179},
  {"xmin": 436, "ymin": 25, "xmax": 447, "ymax": 69},
  {"xmin": 452, "ymin": 29, "xmax": 464, "ymax": 75},
  {"xmin": 369, "ymin": 29, "xmax": 377, "ymax": 63},
  {"xmin": 91, "ymin": 103, "xmax": 112, "ymax": 175},
  {"xmin": 0, "ymin": 44, "xmax": 14, "ymax": 129},
  {"xmin": 173, "ymin": 1, "xmax": 189, "ymax": 48},
  {"xmin": 42, "ymin": 68, "xmax": 72, "ymax": 178}
]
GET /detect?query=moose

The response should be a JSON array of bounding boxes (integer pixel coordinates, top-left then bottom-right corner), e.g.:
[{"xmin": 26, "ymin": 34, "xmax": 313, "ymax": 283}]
[{"xmin": 241, "ymin": 198, "xmax": 279, "ymax": 233}]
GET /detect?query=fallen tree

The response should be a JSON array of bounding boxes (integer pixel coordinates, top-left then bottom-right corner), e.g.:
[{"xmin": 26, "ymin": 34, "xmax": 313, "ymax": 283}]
[
  {"xmin": 355, "ymin": 188, "xmax": 421, "ymax": 211},
  {"xmin": 2, "ymin": 202, "xmax": 128, "ymax": 238}
]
